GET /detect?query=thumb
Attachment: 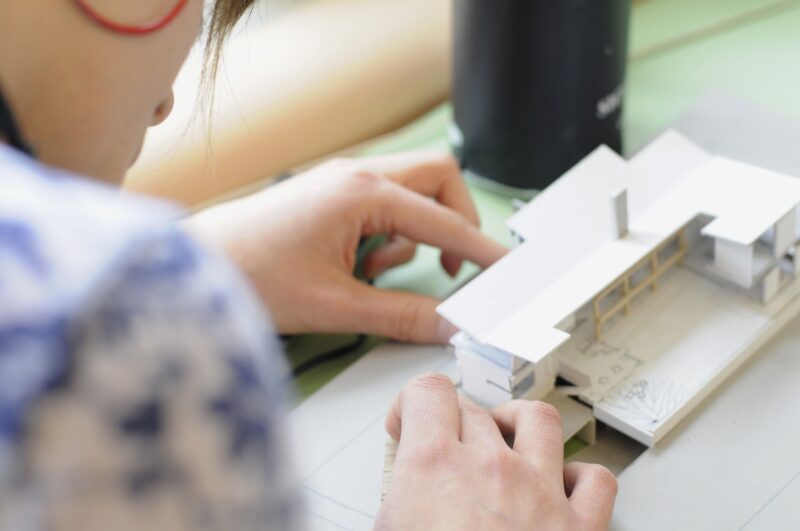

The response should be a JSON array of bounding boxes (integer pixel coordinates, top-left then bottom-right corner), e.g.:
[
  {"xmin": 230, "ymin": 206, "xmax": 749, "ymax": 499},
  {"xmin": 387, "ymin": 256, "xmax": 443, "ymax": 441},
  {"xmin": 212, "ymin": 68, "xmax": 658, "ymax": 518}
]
[{"xmin": 350, "ymin": 281, "xmax": 458, "ymax": 344}]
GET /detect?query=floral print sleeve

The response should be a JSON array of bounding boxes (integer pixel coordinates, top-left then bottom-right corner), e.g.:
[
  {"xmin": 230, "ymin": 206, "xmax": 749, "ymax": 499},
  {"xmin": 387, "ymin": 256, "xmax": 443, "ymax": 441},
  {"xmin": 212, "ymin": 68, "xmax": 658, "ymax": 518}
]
[{"xmin": 0, "ymin": 146, "xmax": 302, "ymax": 531}]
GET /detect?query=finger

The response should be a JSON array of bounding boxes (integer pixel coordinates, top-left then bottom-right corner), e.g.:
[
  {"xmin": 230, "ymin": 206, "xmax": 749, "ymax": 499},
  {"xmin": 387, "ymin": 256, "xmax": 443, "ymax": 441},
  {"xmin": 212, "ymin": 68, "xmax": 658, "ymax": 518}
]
[
  {"xmin": 440, "ymin": 252, "xmax": 464, "ymax": 278},
  {"xmin": 564, "ymin": 462, "xmax": 618, "ymax": 528},
  {"xmin": 349, "ymin": 279, "xmax": 458, "ymax": 344},
  {"xmin": 385, "ymin": 373, "xmax": 460, "ymax": 446},
  {"xmin": 458, "ymin": 395, "xmax": 506, "ymax": 448},
  {"xmin": 491, "ymin": 401, "xmax": 564, "ymax": 478},
  {"xmin": 364, "ymin": 180, "xmax": 507, "ymax": 269},
  {"xmin": 352, "ymin": 151, "xmax": 480, "ymax": 227},
  {"xmin": 362, "ymin": 236, "xmax": 417, "ymax": 279}
]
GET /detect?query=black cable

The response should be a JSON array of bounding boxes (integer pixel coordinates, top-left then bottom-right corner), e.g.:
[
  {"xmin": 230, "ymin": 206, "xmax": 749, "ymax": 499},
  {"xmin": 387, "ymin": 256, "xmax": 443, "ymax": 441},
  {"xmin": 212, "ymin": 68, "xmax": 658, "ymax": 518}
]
[{"xmin": 289, "ymin": 334, "xmax": 369, "ymax": 380}]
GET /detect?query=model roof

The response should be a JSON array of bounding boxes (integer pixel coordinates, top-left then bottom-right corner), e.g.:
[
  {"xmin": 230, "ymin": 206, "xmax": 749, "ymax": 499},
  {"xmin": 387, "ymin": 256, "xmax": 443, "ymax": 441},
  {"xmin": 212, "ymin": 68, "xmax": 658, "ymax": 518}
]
[{"xmin": 439, "ymin": 131, "xmax": 800, "ymax": 365}]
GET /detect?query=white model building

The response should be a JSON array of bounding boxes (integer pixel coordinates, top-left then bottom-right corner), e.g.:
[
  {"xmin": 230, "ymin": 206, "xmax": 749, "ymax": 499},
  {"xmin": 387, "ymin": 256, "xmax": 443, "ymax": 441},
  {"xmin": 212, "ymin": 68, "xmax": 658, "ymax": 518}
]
[{"xmin": 438, "ymin": 131, "xmax": 800, "ymax": 446}]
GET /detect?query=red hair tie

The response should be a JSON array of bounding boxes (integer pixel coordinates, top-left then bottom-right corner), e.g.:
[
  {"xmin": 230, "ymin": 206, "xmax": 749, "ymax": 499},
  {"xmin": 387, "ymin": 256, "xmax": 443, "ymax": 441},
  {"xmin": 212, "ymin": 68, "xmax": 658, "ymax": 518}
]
[{"xmin": 74, "ymin": 0, "xmax": 189, "ymax": 36}]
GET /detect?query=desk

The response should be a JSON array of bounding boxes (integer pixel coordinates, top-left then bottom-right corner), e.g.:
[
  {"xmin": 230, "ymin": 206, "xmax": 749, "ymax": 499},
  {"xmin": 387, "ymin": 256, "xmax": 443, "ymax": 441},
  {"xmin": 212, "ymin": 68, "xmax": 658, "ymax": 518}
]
[{"xmin": 287, "ymin": 0, "xmax": 800, "ymax": 400}]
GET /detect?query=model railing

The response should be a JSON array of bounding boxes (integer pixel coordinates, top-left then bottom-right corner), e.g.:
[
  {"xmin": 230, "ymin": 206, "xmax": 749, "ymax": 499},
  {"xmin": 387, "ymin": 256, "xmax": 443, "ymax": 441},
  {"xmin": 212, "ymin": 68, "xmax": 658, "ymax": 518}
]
[{"xmin": 593, "ymin": 229, "xmax": 688, "ymax": 339}]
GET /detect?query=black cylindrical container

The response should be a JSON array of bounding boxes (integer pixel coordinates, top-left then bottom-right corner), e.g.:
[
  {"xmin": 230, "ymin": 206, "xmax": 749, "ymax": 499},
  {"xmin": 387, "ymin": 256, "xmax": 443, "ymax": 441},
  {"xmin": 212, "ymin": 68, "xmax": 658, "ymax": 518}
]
[{"xmin": 451, "ymin": 0, "xmax": 631, "ymax": 194}]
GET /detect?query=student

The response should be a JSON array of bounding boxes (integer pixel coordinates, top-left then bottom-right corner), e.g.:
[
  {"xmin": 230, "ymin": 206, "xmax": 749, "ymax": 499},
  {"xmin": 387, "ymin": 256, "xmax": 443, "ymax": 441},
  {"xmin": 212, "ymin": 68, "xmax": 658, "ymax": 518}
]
[{"xmin": 0, "ymin": 1, "xmax": 617, "ymax": 529}]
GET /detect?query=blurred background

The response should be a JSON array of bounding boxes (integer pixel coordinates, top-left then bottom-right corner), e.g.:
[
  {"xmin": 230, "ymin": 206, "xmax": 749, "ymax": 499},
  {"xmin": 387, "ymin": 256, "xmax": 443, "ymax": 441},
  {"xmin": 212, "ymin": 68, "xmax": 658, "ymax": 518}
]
[{"xmin": 124, "ymin": 0, "xmax": 800, "ymax": 208}]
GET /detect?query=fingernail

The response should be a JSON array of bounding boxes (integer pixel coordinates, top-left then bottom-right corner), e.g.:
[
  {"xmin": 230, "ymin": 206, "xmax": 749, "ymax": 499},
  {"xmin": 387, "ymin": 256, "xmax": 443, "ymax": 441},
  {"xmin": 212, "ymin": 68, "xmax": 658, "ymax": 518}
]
[
  {"xmin": 437, "ymin": 319, "xmax": 459, "ymax": 344},
  {"xmin": 449, "ymin": 260, "xmax": 464, "ymax": 278}
]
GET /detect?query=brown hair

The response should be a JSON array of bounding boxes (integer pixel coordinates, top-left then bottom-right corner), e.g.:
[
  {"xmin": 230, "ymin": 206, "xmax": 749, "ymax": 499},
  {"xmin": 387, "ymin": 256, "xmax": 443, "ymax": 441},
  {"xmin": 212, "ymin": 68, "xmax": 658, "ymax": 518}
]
[{"xmin": 204, "ymin": 0, "xmax": 257, "ymax": 82}]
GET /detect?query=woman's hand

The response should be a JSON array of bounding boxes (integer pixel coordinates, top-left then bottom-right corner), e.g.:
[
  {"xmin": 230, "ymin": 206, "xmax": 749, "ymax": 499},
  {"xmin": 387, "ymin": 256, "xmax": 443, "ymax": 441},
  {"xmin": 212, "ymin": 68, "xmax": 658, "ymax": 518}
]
[
  {"xmin": 185, "ymin": 151, "xmax": 507, "ymax": 344},
  {"xmin": 379, "ymin": 374, "xmax": 618, "ymax": 530}
]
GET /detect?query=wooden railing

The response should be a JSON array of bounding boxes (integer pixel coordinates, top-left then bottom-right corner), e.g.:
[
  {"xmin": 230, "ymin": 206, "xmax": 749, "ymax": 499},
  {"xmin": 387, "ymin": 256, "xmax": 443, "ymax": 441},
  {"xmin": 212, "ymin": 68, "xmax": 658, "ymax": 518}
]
[{"xmin": 593, "ymin": 230, "xmax": 688, "ymax": 339}]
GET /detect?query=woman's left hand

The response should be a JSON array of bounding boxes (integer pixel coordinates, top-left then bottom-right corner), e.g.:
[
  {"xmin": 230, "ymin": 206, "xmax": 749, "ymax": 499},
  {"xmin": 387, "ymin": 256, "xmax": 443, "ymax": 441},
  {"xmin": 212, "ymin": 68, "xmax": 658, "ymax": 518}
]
[{"xmin": 185, "ymin": 151, "xmax": 508, "ymax": 344}]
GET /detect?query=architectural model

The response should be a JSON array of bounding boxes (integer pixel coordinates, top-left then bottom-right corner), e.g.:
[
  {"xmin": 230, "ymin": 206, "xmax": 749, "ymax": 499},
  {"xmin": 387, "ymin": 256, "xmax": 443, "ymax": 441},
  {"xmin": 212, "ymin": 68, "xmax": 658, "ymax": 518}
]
[{"xmin": 438, "ymin": 130, "xmax": 800, "ymax": 446}]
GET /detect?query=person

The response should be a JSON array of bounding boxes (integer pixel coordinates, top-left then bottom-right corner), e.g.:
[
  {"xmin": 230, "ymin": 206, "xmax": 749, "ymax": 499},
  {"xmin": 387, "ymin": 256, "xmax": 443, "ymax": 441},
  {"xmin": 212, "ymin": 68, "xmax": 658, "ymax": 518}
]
[{"xmin": 0, "ymin": 1, "xmax": 618, "ymax": 530}]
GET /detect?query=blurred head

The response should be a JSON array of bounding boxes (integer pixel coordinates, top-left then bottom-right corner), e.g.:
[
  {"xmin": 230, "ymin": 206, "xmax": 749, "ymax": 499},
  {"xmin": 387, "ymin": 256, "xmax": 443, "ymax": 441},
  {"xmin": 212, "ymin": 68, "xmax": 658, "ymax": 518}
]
[{"xmin": 0, "ymin": 0, "xmax": 253, "ymax": 183}]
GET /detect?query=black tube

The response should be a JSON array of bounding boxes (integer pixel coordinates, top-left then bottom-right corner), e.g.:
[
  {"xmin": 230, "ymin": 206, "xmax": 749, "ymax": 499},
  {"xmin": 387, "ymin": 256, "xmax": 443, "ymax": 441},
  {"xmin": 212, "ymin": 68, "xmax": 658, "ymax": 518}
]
[{"xmin": 452, "ymin": 0, "xmax": 631, "ymax": 193}]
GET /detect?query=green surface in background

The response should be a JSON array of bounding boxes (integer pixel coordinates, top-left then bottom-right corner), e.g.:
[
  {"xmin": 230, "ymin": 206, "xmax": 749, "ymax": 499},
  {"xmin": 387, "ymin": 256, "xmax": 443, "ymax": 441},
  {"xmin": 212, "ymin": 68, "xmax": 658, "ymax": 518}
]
[{"xmin": 287, "ymin": 0, "xmax": 800, "ymax": 407}]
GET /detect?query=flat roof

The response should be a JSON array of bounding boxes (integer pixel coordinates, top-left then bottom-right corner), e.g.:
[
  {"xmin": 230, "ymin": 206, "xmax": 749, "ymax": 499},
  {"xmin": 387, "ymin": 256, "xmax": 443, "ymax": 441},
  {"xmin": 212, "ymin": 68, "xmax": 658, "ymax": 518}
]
[
  {"xmin": 697, "ymin": 158, "xmax": 800, "ymax": 244},
  {"xmin": 439, "ymin": 132, "xmax": 800, "ymax": 365}
]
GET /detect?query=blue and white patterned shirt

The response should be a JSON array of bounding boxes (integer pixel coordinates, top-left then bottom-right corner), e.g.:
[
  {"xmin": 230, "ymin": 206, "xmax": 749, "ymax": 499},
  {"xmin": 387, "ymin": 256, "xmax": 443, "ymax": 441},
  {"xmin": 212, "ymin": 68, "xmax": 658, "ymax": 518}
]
[{"xmin": 0, "ymin": 145, "xmax": 302, "ymax": 530}]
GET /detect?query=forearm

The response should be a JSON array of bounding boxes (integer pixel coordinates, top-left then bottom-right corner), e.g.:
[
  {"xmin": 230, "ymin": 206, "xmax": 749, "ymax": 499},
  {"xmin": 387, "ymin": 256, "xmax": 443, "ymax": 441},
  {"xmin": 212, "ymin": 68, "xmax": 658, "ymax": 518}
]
[{"xmin": 124, "ymin": 0, "xmax": 452, "ymax": 207}]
